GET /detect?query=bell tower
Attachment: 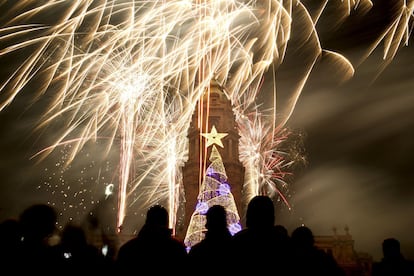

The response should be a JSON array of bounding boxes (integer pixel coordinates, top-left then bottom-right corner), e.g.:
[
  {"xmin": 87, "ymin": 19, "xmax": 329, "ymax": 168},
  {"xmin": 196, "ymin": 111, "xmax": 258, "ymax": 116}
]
[{"xmin": 177, "ymin": 80, "xmax": 245, "ymax": 239}]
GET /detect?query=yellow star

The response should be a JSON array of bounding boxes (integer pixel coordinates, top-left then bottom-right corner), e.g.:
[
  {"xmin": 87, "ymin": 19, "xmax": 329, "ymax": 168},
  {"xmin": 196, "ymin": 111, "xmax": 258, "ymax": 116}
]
[{"xmin": 201, "ymin": 125, "xmax": 228, "ymax": 148}]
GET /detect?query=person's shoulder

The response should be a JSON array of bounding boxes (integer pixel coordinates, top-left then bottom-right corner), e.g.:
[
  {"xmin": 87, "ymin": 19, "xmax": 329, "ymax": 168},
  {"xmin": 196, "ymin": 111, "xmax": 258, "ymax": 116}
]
[
  {"xmin": 118, "ymin": 237, "xmax": 140, "ymax": 252},
  {"xmin": 167, "ymin": 236, "xmax": 186, "ymax": 249},
  {"xmin": 231, "ymin": 229, "xmax": 254, "ymax": 247},
  {"xmin": 188, "ymin": 241, "xmax": 203, "ymax": 255},
  {"xmin": 314, "ymin": 247, "xmax": 334, "ymax": 260},
  {"xmin": 232, "ymin": 228, "xmax": 248, "ymax": 238},
  {"xmin": 404, "ymin": 259, "xmax": 414, "ymax": 272}
]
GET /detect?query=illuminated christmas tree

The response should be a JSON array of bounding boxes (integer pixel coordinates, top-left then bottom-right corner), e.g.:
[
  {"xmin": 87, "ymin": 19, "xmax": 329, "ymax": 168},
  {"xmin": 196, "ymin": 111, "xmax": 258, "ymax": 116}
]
[{"xmin": 184, "ymin": 143, "xmax": 242, "ymax": 251}]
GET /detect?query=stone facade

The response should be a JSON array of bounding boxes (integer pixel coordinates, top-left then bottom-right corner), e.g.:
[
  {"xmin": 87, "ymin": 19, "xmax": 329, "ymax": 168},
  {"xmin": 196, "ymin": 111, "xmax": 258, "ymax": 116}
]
[
  {"xmin": 177, "ymin": 80, "xmax": 245, "ymax": 239},
  {"xmin": 314, "ymin": 227, "xmax": 372, "ymax": 276}
]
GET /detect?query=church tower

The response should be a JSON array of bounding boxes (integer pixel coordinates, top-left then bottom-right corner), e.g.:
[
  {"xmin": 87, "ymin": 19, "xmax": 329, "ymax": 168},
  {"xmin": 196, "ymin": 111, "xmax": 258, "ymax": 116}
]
[{"xmin": 177, "ymin": 80, "xmax": 245, "ymax": 240}]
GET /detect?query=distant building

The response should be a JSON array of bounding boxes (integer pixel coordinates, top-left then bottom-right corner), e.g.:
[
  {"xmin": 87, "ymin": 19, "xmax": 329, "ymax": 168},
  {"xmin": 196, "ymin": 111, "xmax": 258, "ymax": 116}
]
[
  {"xmin": 314, "ymin": 226, "xmax": 372, "ymax": 276},
  {"xmin": 177, "ymin": 80, "xmax": 245, "ymax": 240}
]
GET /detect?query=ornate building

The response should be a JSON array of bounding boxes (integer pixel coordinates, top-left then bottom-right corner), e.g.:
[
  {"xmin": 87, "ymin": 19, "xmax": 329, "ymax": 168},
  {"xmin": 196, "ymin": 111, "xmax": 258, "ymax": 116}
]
[
  {"xmin": 177, "ymin": 80, "xmax": 245, "ymax": 240},
  {"xmin": 314, "ymin": 226, "xmax": 373, "ymax": 276}
]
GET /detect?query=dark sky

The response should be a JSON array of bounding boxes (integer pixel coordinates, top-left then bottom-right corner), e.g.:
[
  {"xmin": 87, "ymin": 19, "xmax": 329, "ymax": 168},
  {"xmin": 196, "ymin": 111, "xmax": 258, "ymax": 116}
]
[
  {"xmin": 0, "ymin": 0, "xmax": 413, "ymax": 262},
  {"xmin": 274, "ymin": 0, "xmax": 414, "ymax": 261},
  {"xmin": 282, "ymin": 44, "xmax": 414, "ymax": 261}
]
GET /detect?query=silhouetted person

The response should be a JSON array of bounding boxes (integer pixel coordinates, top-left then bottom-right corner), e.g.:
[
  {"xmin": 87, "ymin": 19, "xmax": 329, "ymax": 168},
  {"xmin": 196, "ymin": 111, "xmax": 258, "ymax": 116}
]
[
  {"xmin": 290, "ymin": 225, "xmax": 345, "ymax": 276},
  {"xmin": 0, "ymin": 218, "xmax": 22, "ymax": 271},
  {"xmin": 16, "ymin": 204, "xmax": 60, "ymax": 275},
  {"xmin": 231, "ymin": 195, "xmax": 291, "ymax": 274},
  {"xmin": 188, "ymin": 205, "xmax": 232, "ymax": 273},
  {"xmin": 274, "ymin": 223, "xmax": 291, "ymax": 245},
  {"xmin": 53, "ymin": 223, "xmax": 110, "ymax": 275},
  {"xmin": 372, "ymin": 238, "xmax": 414, "ymax": 276},
  {"xmin": 116, "ymin": 205, "xmax": 187, "ymax": 275}
]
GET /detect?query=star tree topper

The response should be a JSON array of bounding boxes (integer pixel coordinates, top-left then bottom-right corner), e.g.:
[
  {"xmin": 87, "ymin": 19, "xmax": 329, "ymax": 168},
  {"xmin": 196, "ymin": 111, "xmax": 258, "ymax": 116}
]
[{"xmin": 201, "ymin": 125, "xmax": 228, "ymax": 148}]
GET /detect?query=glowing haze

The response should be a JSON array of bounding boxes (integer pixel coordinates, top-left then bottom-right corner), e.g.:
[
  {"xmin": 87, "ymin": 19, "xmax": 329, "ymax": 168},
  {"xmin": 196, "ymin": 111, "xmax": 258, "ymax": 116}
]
[{"xmin": 0, "ymin": 0, "xmax": 412, "ymax": 233}]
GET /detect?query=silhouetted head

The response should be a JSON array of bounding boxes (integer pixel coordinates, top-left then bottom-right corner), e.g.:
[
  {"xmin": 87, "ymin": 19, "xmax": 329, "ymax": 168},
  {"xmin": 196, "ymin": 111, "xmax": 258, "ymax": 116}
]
[
  {"xmin": 61, "ymin": 223, "xmax": 87, "ymax": 247},
  {"xmin": 246, "ymin": 195, "xmax": 275, "ymax": 229},
  {"xmin": 145, "ymin": 205, "xmax": 169, "ymax": 228},
  {"xmin": 205, "ymin": 205, "xmax": 227, "ymax": 231},
  {"xmin": 291, "ymin": 225, "xmax": 314, "ymax": 248},
  {"xmin": 274, "ymin": 224, "xmax": 289, "ymax": 237},
  {"xmin": 19, "ymin": 204, "xmax": 57, "ymax": 241},
  {"xmin": 382, "ymin": 238, "xmax": 401, "ymax": 259}
]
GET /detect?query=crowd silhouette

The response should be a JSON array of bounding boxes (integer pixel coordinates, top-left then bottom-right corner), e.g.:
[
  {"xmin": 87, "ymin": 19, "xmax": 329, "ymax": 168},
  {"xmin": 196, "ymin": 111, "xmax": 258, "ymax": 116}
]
[
  {"xmin": 115, "ymin": 204, "xmax": 187, "ymax": 275},
  {"xmin": 53, "ymin": 223, "xmax": 110, "ymax": 275},
  {"xmin": 290, "ymin": 225, "xmax": 345, "ymax": 276},
  {"xmin": 188, "ymin": 204, "xmax": 232, "ymax": 274},
  {"xmin": 0, "ymin": 196, "xmax": 412, "ymax": 276},
  {"xmin": 13, "ymin": 203, "xmax": 59, "ymax": 275},
  {"xmin": 231, "ymin": 195, "xmax": 291, "ymax": 274}
]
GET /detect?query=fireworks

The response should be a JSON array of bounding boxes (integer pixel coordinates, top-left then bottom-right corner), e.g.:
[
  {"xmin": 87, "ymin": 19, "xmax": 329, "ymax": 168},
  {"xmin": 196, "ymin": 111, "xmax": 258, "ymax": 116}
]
[{"xmin": 0, "ymin": 1, "xmax": 412, "ymax": 232}]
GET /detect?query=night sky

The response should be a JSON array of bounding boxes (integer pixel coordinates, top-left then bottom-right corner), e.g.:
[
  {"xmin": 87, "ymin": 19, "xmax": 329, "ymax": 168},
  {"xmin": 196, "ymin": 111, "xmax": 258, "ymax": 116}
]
[
  {"xmin": 0, "ymin": 0, "xmax": 413, "ymax": 262},
  {"xmin": 278, "ymin": 1, "xmax": 414, "ymax": 261}
]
